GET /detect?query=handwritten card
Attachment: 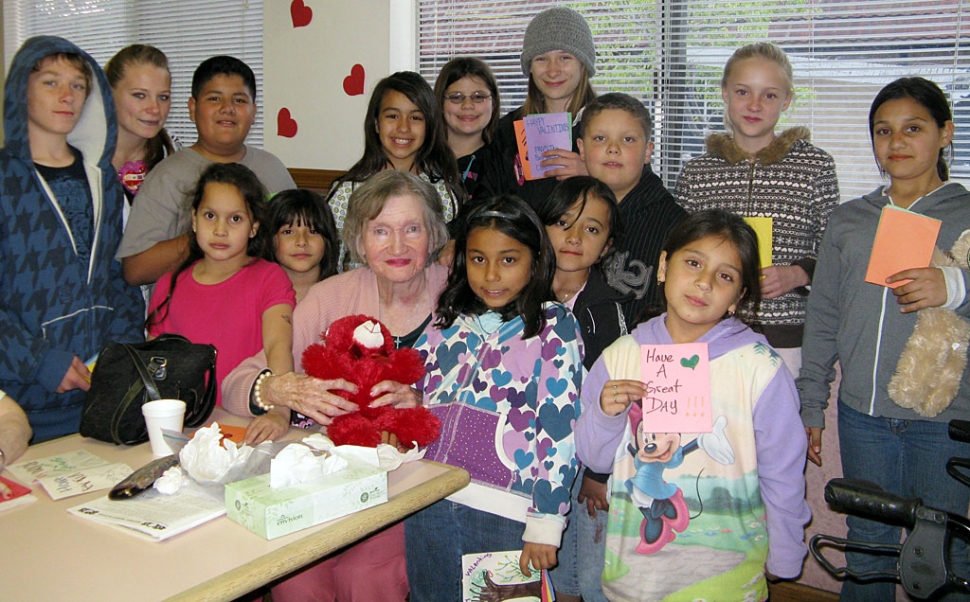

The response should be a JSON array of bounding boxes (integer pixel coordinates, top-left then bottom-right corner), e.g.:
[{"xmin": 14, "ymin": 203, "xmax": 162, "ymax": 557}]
[
  {"xmin": 865, "ymin": 205, "xmax": 941, "ymax": 288},
  {"xmin": 36, "ymin": 462, "xmax": 133, "ymax": 500},
  {"xmin": 744, "ymin": 216, "xmax": 773, "ymax": 269},
  {"xmin": 513, "ymin": 120, "xmax": 534, "ymax": 181},
  {"xmin": 521, "ymin": 112, "xmax": 572, "ymax": 179},
  {"xmin": 462, "ymin": 550, "xmax": 550, "ymax": 602},
  {"xmin": 6, "ymin": 449, "xmax": 109, "ymax": 484},
  {"xmin": 639, "ymin": 343, "xmax": 712, "ymax": 433}
]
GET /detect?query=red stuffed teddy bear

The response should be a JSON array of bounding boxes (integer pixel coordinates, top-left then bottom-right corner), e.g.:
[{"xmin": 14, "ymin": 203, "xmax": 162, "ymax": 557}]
[{"xmin": 301, "ymin": 314, "xmax": 440, "ymax": 448}]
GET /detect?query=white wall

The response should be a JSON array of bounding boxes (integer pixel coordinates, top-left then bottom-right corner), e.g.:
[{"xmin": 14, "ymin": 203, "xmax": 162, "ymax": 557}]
[{"xmin": 264, "ymin": 0, "xmax": 413, "ymax": 170}]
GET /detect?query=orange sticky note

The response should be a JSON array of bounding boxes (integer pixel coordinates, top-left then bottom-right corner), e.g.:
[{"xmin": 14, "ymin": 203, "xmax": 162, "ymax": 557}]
[
  {"xmin": 192, "ymin": 423, "xmax": 247, "ymax": 444},
  {"xmin": 865, "ymin": 205, "xmax": 941, "ymax": 288}
]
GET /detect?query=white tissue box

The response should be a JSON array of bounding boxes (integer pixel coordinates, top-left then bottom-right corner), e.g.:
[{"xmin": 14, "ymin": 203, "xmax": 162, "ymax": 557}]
[{"xmin": 225, "ymin": 458, "xmax": 388, "ymax": 539}]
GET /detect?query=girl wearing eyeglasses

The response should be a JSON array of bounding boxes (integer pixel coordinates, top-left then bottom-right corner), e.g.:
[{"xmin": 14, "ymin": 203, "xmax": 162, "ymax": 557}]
[{"xmin": 433, "ymin": 57, "xmax": 501, "ymax": 200}]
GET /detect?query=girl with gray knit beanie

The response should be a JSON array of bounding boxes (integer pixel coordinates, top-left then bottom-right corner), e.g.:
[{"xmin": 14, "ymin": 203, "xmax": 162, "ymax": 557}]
[{"xmin": 477, "ymin": 6, "xmax": 598, "ymax": 210}]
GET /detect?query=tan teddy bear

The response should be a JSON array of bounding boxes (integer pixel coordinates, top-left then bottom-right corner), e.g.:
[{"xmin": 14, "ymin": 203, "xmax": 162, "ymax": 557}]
[{"xmin": 888, "ymin": 231, "xmax": 970, "ymax": 417}]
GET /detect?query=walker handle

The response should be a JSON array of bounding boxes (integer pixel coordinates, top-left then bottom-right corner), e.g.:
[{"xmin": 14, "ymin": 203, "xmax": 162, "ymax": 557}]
[{"xmin": 824, "ymin": 478, "xmax": 920, "ymax": 528}]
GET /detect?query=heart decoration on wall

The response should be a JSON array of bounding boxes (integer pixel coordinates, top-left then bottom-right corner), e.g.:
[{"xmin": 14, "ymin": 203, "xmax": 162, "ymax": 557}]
[
  {"xmin": 278, "ymin": 108, "xmax": 298, "ymax": 138},
  {"xmin": 343, "ymin": 64, "xmax": 365, "ymax": 96},
  {"xmin": 290, "ymin": 0, "xmax": 312, "ymax": 28}
]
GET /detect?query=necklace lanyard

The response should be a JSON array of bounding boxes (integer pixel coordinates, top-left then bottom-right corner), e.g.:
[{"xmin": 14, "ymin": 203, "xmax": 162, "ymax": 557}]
[{"xmin": 462, "ymin": 155, "xmax": 476, "ymax": 183}]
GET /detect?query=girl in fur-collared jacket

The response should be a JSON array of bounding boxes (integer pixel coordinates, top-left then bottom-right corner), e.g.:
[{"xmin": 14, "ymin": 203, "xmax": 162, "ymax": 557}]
[{"xmin": 675, "ymin": 42, "xmax": 839, "ymax": 371}]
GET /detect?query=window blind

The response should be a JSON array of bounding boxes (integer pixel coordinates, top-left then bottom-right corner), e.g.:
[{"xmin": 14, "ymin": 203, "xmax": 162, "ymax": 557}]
[
  {"xmin": 4, "ymin": 0, "xmax": 264, "ymax": 147},
  {"xmin": 418, "ymin": 0, "xmax": 970, "ymax": 200}
]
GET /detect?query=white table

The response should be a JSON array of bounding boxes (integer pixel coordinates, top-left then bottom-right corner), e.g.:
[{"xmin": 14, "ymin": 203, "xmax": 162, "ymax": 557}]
[{"xmin": 0, "ymin": 411, "xmax": 469, "ymax": 602}]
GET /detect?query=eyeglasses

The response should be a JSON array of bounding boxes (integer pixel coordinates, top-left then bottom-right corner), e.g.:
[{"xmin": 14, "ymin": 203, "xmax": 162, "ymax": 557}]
[{"xmin": 445, "ymin": 92, "xmax": 492, "ymax": 105}]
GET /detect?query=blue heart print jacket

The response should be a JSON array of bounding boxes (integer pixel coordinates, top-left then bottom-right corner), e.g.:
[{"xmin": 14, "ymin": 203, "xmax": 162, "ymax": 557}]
[{"xmin": 415, "ymin": 302, "xmax": 583, "ymax": 547}]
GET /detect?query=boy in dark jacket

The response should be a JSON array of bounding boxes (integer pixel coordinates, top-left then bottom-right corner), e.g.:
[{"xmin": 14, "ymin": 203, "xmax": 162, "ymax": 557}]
[
  {"xmin": 0, "ymin": 36, "xmax": 144, "ymax": 442},
  {"xmin": 578, "ymin": 93, "xmax": 687, "ymax": 326}
]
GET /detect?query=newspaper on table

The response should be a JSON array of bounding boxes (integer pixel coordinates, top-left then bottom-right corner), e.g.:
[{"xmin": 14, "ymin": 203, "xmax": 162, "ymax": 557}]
[{"xmin": 68, "ymin": 481, "xmax": 225, "ymax": 542}]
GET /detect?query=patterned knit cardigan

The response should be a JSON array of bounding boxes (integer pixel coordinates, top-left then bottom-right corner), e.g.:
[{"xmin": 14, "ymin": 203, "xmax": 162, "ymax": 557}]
[{"xmin": 674, "ymin": 127, "xmax": 840, "ymax": 347}]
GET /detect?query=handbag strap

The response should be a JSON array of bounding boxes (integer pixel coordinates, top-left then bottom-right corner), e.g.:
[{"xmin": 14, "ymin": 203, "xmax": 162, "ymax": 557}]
[
  {"xmin": 186, "ymin": 358, "xmax": 218, "ymax": 427},
  {"xmin": 108, "ymin": 344, "xmax": 166, "ymax": 444}
]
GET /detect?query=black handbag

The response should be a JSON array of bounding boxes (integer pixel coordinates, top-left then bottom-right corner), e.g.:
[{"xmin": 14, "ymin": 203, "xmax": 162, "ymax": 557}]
[{"xmin": 80, "ymin": 334, "xmax": 218, "ymax": 445}]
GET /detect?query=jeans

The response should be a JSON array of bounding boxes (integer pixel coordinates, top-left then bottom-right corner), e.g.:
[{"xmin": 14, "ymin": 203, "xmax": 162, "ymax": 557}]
[
  {"xmin": 404, "ymin": 500, "xmax": 525, "ymax": 602},
  {"xmin": 838, "ymin": 402, "xmax": 970, "ymax": 602},
  {"xmin": 556, "ymin": 472, "xmax": 610, "ymax": 600}
]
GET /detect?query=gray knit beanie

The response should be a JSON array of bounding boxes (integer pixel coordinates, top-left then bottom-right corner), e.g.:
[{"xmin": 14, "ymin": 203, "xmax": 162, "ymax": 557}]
[{"xmin": 520, "ymin": 7, "xmax": 596, "ymax": 78}]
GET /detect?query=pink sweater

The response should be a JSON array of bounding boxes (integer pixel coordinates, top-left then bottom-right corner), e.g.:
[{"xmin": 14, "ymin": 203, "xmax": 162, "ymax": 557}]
[{"xmin": 221, "ymin": 264, "xmax": 449, "ymax": 417}]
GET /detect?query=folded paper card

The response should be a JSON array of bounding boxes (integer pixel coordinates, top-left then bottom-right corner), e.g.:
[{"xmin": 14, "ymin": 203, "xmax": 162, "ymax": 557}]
[
  {"xmin": 639, "ymin": 342, "xmax": 712, "ymax": 433},
  {"xmin": 513, "ymin": 120, "xmax": 533, "ymax": 181},
  {"xmin": 37, "ymin": 461, "xmax": 133, "ymax": 500},
  {"xmin": 744, "ymin": 216, "xmax": 773, "ymax": 269},
  {"xmin": 865, "ymin": 205, "xmax": 941, "ymax": 288},
  {"xmin": 462, "ymin": 550, "xmax": 552, "ymax": 601},
  {"xmin": 515, "ymin": 112, "xmax": 571, "ymax": 180},
  {"xmin": 6, "ymin": 449, "xmax": 109, "ymax": 483}
]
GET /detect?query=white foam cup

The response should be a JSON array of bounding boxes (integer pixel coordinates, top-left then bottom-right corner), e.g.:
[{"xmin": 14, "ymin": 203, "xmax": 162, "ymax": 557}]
[{"xmin": 142, "ymin": 399, "xmax": 187, "ymax": 456}]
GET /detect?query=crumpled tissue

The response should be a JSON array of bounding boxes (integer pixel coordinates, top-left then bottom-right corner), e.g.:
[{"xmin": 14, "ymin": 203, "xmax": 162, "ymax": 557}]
[
  {"xmin": 154, "ymin": 465, "xmax": 190, "ymax": 495},
  {"xmin": 179, "ymin": 422, "xmax": 255, "ymax": 485},
  {"xmin": 269, "ymin": 444, "xmax": 349, "ymax": 489},
  {"xmin": 302, "ymin": 433, "xmax": 427, "ymax": 472}
]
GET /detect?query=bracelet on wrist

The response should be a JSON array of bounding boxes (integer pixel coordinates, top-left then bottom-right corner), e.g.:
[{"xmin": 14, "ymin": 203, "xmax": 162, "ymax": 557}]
[{"xmin": 249, "ymin": 369, "xmax": 275, "ymax": 415}]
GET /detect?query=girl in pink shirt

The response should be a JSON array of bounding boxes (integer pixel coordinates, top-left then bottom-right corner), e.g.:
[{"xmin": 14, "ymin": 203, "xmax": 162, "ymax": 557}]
[{"xmin": 147, "ymin": 162, "xmax": 295, "ymax": 442}]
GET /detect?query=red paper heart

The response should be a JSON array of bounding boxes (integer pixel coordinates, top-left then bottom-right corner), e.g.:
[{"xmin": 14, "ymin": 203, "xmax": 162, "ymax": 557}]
[
  {"xmin": 290, "ymin": 0, "xmax": 312, "ymax": 28},
  {"xmin": 343, "ymin": 64, "xmax": 365, "ymax": 96},
  {"xmin": 277, "ymin": 108, "xmax": 298, "ymax": 138}
]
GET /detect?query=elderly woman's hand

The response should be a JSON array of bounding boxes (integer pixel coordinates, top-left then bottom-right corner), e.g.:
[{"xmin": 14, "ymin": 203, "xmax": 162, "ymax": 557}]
[
  {"xmin": 369, "ymin": 382, "xmax": 422, "ymax": 409},
  {"xmin": 261, "ymin": 372, "xmax": 359, "ymax": 426}
]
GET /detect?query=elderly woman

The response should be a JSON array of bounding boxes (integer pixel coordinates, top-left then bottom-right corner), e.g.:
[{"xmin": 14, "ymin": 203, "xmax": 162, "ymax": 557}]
[{"xmin": 222, "ymin": 169, "xmax": 450, "ymax": 602}]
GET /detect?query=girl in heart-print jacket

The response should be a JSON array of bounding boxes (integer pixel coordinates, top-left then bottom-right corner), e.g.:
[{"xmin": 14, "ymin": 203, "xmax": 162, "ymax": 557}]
[{"xmin": 414, "ymin": 301, "xmax": 583, "ymax": 551}]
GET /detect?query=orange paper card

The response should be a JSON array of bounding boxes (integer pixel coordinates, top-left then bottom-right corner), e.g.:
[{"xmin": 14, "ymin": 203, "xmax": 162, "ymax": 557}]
[
  {"xmin": 513, "ymin": 120, "xmax": 533, "ymax": 181},
  {"xmin": 865, "ymin": 205, "xmax": 941, "ymax": 288}
]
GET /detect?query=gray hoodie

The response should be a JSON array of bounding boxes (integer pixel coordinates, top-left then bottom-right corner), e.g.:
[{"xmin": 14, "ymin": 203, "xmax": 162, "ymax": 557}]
[{"xmin": 798, "ymin": 182, "xmax": 970, "ymax": 428}]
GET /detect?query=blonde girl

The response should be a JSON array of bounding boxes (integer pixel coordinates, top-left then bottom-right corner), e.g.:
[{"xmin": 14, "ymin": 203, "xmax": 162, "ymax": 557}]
[
  {"xmin": 479, "ymin": 6, "xmax": 597, "ymax": 208},
  {"xmin": 105, "ymin": 45, "xmax": 177, "ymax": 212},
  {"xmin": 675, "ymin": 41, "xmax": 839, "ymax": 374}
]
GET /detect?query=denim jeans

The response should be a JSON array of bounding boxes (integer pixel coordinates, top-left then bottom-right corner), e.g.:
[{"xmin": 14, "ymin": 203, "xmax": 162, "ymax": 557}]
[
  {"xmin": 404, "ymin": 500, "xmax": 525, "ymax": 602},
  {"xmin": 556, "ymin": 472, "xmax": 610, "ymax": 600},
  {"xmin": 837, "ymin": 402, "xmax": 970, "ymax": 602}
]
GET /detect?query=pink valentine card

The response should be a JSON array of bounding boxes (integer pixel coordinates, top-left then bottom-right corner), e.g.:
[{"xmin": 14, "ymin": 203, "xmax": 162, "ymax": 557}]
[{"xmin": 639, "ymin": 343, "xmax": 712, "ymax": 433}]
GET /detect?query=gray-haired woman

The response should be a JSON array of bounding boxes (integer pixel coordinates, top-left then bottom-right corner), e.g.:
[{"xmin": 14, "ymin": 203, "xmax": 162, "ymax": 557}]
[{"xmin": 222, "ymin": 169, "xmax": 451, "ymax": 602}]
